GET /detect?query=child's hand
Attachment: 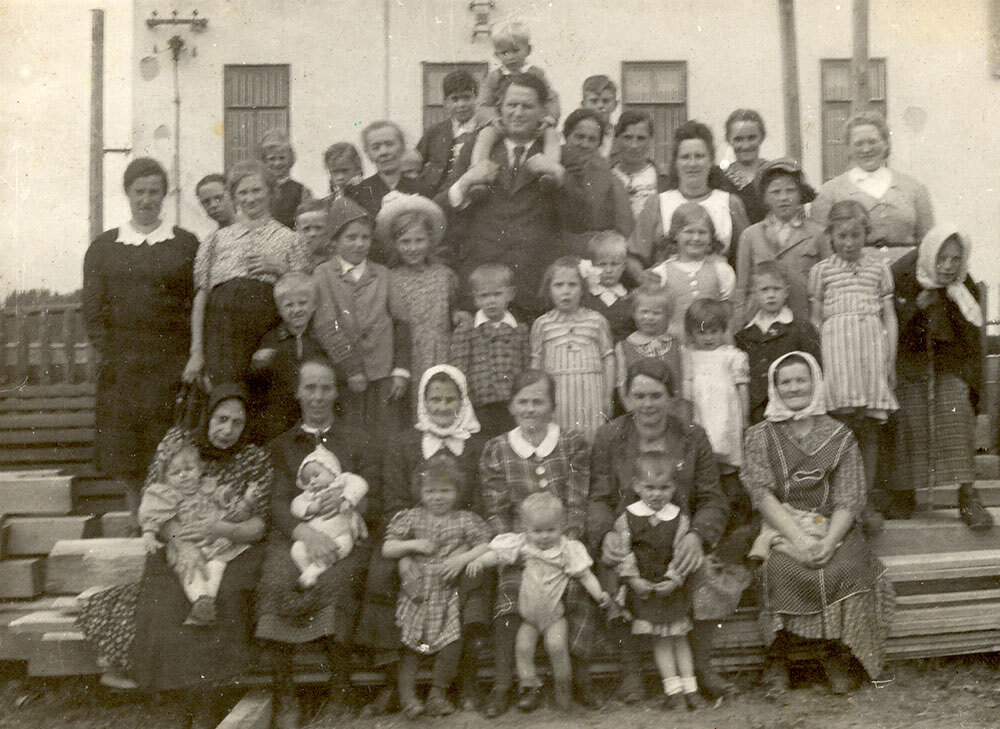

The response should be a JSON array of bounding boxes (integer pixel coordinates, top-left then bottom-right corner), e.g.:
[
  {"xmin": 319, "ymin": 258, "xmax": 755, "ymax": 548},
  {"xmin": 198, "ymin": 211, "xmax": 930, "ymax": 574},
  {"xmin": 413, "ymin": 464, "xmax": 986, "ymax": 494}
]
[
  {"xmin": 346, "ymin": 373, "xmax": 367, "ymax": 393},
  {"xmin": 652, "ymin": 578, "xmax": 680, "ymax": 595},
  {"xmin": 461, "ymin": 160, "xmax": 500, "ymax": 189},
  {"xmin": 399, "ymin": 557, "xmax": 423, "ymax": 602},
  {"xmin": 181, "ymin": 352, "xmax": 204, "ymax": 384},
  {"xmin": 389, "ymin": 376, "xmax": 408, "ymax": 400},
  {"xmin": 525, "ymin": 155, "xmax": 564, "ymax": 183},
  {"xmin": 601, "ymin": 532, "xmax": 628, "ymax": 565},
  {"xmin": 465, "ymin": 555, "xmax": 486, "ymax": 578},
  {"xmin": 142, "ymin": 531, "xmax": 163, "ymax": 554},
  {"xmin": 916, "ymin": 289, "xmax": 936, "ymax": 311},
  {"xmin": 251, "ymin": 348, "xmax": 277, "ymax": 368},
  {"xmin": 410, "ymin": 538, "xmax": 437, "ymax": 556},
  {"xmin": 596, "ymin": 591, "xmax": 613, "ymax": 610},
  {"xmin": 452, "ymin": 310, "xmax": 474, "ymax": 329},
  {"xmin": 629, "ymin": 577, "xmax": 654, "ymax": 598},
  {"xmin": 441, "ymin": 554, "xmax": 467, "ymax": 582}
]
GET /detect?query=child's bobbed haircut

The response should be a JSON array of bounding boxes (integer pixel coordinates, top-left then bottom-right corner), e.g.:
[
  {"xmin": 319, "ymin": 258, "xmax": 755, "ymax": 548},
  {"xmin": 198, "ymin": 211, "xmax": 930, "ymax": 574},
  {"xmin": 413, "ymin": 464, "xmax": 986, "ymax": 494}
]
[
  {"xmin": 273, "ymin": 271, "xmax": 317, "ymax": 305},
  {"xmin": 469, "ymin": 262, "xmax": 514, "ymax": 291},
  {"xmin": 667, "ymin": 202, "xmax": 721, "ymax": 256},
  {"xmin": 750, "ymin": 260, "xmax": 789, "ymax": 286},
  {"xmin": 490, "ymin": 19, "xmax": 530, "ymax": 47},
  {"xmin": 519, "ymin": 492, "xmax": 564, "ymax": 527},
  {"xmin": 629, "ymin": 283, "xmax": 673, "ymax": 318},
  {"xmin": 633, "ymin": 449, "xmax": 676, "ymax": 484},
  {"xmin": 684, "ymin": 297, "xmax": 731, "ymax": 336},
  {"xmin": 323, "ymin": 142, "xmax": 363, "ymax": 173},
  {"xmin": 614, "ymin": 110, "xmax": 653, "ymax": 139},
  {"xmin": 227, "ymin": 160, "xmax": 276, "ymax": 199},
  {"xmin": 419, "ymin": 451, "xmax": 465, "ymax": 494},
  {"xmin": 825, "ymin": 199, "xmax": 871, "ymax": 237},
  {"xmin": 587, "ymin": 230, "xmax": 628, "ymax": 261},
  {"xmin": 443, "ymin": 69, "xmax": 478, "ymax": 97},
  {"xmin": 258, "ymin": 130, "xmax": 296, "ymax": 165},
  {"xmin": 510, "ymin": 369, "xmax": 556, "ymax": 409},
  {"xmin": 539, "ymin": 255, "xmax": 584, "ymax": 306}
]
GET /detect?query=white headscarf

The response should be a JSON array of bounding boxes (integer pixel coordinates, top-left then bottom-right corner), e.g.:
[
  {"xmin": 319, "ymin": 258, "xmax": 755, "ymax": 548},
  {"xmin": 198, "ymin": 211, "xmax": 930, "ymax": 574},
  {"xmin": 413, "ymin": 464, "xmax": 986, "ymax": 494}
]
[
  {"xmin": 916, "ymin": 225, "xmax": 982, "ymax": 327},
  {"xmin": 415, "ymin": 364, "xmax": 481, "ymax": 459},
  {"xmin": 764, "ymin": 351, "xmax": 827, "ymax": 422},
  {"xmin": 296, "ymin": 445, "xmax": 343, "ymax": 487}
]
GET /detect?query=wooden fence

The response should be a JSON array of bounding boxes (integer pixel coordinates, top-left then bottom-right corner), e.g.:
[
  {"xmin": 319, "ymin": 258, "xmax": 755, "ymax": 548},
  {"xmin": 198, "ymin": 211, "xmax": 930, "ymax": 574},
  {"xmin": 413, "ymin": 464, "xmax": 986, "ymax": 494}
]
[{"xmin": 0, "ymin": 303, "xmax": 96, "ymax": 397}]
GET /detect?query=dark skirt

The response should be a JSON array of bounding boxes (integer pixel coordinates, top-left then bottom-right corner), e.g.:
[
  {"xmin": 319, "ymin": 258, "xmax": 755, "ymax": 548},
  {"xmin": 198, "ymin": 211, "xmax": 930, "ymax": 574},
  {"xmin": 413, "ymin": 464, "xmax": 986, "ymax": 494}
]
[
  {"xmin": 129, "ymin": 545, "xmax": 264, "ymax": 690},
  {"xmin": 203, "ymin": 278, "xmax": 279, "ymax": 387},
  {"xmin": 354, "ymin": 548, "xmax": 491, "ymax": 663},
  {"xmin": 256, "ymin": 537, "xmax": 370, "ymax": 645},
  {"xmin": 894, "ymin": 374, "xmax": 976, "ymax": 491},
  {"xmin": 95, "ymin": 330, "xmax": 188, "ymax": 478}
]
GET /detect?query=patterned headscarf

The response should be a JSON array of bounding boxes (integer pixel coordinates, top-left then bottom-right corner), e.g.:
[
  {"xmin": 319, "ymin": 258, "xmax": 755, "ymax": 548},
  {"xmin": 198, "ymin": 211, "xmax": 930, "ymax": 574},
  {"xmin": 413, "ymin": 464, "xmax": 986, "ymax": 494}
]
[
  {"xmin": 414, "ymin": 364, "xmax": 481, "ymax": 459},
  {"xmin": 916, "ymin": 224, "xmax": 982, "ymax": 327},
  {"xmin": 764, "ymin": 351, "xmax": 827, "ymax": 422}
]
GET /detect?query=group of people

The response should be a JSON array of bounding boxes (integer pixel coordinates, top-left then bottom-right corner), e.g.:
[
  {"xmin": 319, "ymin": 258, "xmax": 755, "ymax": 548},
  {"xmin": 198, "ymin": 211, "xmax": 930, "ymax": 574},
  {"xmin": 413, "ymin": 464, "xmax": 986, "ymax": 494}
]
[{"xmin": 77, "ymin": 18, "xmax": 986, "ymax": 729}]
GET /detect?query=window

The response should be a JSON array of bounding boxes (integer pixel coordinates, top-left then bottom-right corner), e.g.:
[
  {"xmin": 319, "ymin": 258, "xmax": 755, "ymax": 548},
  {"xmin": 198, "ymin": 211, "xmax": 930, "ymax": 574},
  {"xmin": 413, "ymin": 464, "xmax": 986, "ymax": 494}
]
[
  {"xmin": 621, "ymin": 62, "xmax": 687, "ymax": 168},
  {"xmin": 820, "ymin": 58, "xmax": 887, "ymax": 181},
  {"xmin": 224, "ymin": 65, "xmax": 290, "ymax": 170},
  {"xmin": 422, "ymin": 62, "xmax": 488, "ymax": 130}
]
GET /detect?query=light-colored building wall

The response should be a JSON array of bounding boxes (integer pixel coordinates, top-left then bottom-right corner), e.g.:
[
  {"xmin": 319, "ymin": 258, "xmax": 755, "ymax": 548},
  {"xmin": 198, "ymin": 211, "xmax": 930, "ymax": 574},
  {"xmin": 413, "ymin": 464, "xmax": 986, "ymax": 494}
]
[{"xmin": 130, "ymin": 0, "xmax": 998, "ymax": 282}]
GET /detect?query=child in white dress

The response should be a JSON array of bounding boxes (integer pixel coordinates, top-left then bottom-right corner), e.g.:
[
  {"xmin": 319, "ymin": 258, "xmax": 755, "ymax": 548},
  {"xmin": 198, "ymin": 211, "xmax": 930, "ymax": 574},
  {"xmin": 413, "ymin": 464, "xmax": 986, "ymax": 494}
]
[
  {"xmin": 469, "ymin": 492, "xmax": 611, "ymax": 712},
  {"xmin": 139, "ymin": 444, "xmax": 250, "ymax": 626},
  {"xmin": 290, "ymin": 445, "xmax": 368, "ymax": 588},
  {"xmin": 682, "ymin": 298, "xmax": 752, "ymax": 525}
]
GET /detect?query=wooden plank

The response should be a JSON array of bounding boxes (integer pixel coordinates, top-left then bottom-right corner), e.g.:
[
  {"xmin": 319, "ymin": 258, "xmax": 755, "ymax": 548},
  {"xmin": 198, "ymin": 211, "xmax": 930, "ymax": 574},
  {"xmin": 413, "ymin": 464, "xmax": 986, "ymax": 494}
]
[
  {"xmin": 9, "ymin": 611, "xmax": 77, "ymax": 634},
  {"xmin": 889, "ymin": 603, "xmax": 1000, "ymax": 636},
  {"xmin": 217, "ymin": 690, "xmax": 272, "ymax": 729},
  {"xmin": 27, "ymin": 631, "xmax": 99, "ymax": 676},
  {"xmin": 0, "ymin": 475, "xmax": 73, "ymax": 514},
  {"xmin": 873, "ymin": 517, "xmax": 1000, "ymax": 556},
  {"xmin": 45, "ymin": 538, "xmax": 146, "ymax": 594},
  {"xmin": 915, "ymin": 481, "xmax": 1000, "ymax": 509},
  {"xmin": 0, "ymin": 446, "xmax": 94, "ymax": 466},
  {"xmin": 3, "ymin": 515, "xmax": 99, "ymax": 556},
  {"xmin": 896, "ymin": 588, "xmax": 1000, "ymax": 606},
  {"xmin": 0, "ymin": 396, "xmax": 95, "ymax": 413},
  {"xmin": 100, "ymin": 511, "xmax": 136, "ymax": 538},
  {"xmin": 0, "ymin": 383, "xmax": 95, "ymax": 398},
  {"xmin": 0, "ymin": 558, "xmax": 45, "ymax": 598},
  {"xmin": 0, "ymin": 429, "xmax": 95, "ymax": 446},
  {"xmin": 0, "ymin": 412, "xmax": 94, "ymax": 429}
]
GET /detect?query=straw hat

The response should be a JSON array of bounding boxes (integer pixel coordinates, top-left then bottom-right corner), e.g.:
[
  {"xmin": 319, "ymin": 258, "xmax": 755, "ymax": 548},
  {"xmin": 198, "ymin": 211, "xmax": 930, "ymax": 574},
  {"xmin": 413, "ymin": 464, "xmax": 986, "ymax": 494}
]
[{"xmin": 375, "ymin": 191, "xmax": 447, "ymax": 246}]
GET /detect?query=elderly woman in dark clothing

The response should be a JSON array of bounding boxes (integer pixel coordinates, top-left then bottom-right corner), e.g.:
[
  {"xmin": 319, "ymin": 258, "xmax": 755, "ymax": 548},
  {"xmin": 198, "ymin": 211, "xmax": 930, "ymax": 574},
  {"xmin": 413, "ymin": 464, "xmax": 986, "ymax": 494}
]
[
  {"xmin": 355, "ymin": 364, "xmax": 491, "ymax": 714},
  {"xmin": 891, "ymin": 225, "xmax": 991, "ymax": 530},
  {"xmin": 76, "ymin": 383, "xmax": 271, "ymax": 729},
  {"xmin": 258, "ymin": 356, "xmax": 381, "ymax": 729},
  {"xmin": 589, "ymin": 359, "xmax": 733, "ymax": 702},
  {"xmin": 83, "ymin": 157, "xmax": 199, "ymax": 516}
]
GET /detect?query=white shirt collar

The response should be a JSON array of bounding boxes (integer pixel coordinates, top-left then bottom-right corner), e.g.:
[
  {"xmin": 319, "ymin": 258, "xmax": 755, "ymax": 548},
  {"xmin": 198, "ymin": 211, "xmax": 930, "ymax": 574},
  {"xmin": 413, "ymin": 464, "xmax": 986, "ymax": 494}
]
[
  {"xmin": 503, "ymin": 137, "xmax": 534, "ymax": 165},
  {"xmin": 452, "ymin": 118, "xmax": 477, "ymax": 138},
  {"xmin": 300, "ymin": 421, "xmax": 333, "ymax": 436},
  {"xmin": 848, "ymin": 165, "xmax": 892, "ymax": 199},
  {"xmin": 747, "ymin": 306, "xmax": 794, "ymax": 333},
  {"xmin": 474, "ymin": 310, "xmax": 518, "ymax": 329},
  {"xmin": 336, "ymin": 256, "xmax": 366, "ymax": 281},
  {"xmin": 588, "ymin": 282, "xmax": 627, "ymax": 306},
  {"xmin": 116, "ymin": 219, "xmax": 173, "ymax": 246},
  {"xmin": 626, "ymin": 501, "xmax": 680, "ymax": 521},
  {"xmin": 508, "ymin": 422, "xmax": 560, "ymax": 459}
]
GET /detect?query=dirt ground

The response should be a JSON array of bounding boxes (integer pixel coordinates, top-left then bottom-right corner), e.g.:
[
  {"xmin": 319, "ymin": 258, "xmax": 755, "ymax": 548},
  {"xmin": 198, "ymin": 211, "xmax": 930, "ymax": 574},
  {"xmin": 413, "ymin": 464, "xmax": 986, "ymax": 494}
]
[{"xmin": 1, "ymin": 655, "xmax": 999, "ymax": 729}]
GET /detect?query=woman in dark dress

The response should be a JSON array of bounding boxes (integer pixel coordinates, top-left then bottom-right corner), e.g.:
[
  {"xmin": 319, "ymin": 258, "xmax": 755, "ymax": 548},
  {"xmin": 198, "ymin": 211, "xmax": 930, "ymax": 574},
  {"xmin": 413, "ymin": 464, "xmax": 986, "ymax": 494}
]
[
  {"xmin": 76, "ymin": 383, "xmax": 272, "ymax": 728},
  {"xmin": 891, "ymin": 225, "xmax": 991, "ymax": 529},
  {"xmin": 257, "ymin": 356, "xmax": 381, "ymax": 729},
  {"xmin": 82, "ymin": 157, "xmax": 198, "ymax": 515},
  {"xmin": 355, "ymin": 364, "xmax": 490, "ymax": 714}
]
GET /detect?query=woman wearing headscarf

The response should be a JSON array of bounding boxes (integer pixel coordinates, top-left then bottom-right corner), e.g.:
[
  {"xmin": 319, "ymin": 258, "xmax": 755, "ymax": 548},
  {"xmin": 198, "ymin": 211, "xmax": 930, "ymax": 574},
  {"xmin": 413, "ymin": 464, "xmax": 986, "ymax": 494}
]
[
  {"xmin": 741, "ymin": 352, "xmax": 894, "ymax": 698},
  {"xmin": 355, "ymin": 364, "xmax": 490, "ymax": 714},
  {"xmin": 76, "ymin": 383, "xmax": 271, "ymax": 728},
  {"xmin": 891, "ymin": 226, "xmax": 990, "ymax": 529}
]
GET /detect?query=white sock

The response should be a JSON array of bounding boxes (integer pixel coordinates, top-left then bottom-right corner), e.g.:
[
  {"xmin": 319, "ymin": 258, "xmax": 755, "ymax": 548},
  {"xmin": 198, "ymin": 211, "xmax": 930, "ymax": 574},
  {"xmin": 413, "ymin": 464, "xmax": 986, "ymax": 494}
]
[
  {"xmin": 681, "ymin": 676, "xmax": 699, "ymax": 694},
  {"xmin": 663, "ymin": 676, "xmax": 683, "ymax": 695}
]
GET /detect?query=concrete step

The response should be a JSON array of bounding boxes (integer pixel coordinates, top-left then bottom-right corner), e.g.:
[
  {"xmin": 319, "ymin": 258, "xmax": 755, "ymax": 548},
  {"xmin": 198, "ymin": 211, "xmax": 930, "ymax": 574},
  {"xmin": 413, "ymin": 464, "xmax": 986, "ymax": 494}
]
[
  {"xmin": 0, "ymin": 472, "xmax": 73, "ymax": 515},
  {"xmin": 99, "ymin": 511, "xmax": 136, "ymax": 538},
  {"xmin": 45, "ymin": 538, "xmax": 146, "ymax": 595},
  {"xmin": 874, "ymin": 509, "xmax": 1000, "ymax": 556},
  {"xmin": 0, "ymin": 558, "xmax": 45, "ymax": 599},
  {"xmin": 2, "ymin": 515, "xmax": 98, "ymax": 557}
]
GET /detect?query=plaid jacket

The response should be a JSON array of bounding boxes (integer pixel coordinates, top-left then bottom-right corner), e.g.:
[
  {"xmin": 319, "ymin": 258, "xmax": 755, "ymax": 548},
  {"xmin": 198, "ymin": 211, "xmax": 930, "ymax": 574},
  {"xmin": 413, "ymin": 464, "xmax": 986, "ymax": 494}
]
[{"xmin": 449, "ymin": 319, "xmax": 530, "ymax": 407}]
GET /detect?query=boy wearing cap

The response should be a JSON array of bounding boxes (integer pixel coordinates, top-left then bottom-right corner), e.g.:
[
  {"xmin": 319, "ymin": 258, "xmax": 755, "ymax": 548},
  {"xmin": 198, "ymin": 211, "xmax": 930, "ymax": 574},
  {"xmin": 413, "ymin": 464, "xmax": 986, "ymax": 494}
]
[
  {"xmin": 312, "ymin": 197, "xmax": 411, "ymax": 442},
  {"xmin": 734, "ymin": 157, "xmax": 827, "ymax": 326}
]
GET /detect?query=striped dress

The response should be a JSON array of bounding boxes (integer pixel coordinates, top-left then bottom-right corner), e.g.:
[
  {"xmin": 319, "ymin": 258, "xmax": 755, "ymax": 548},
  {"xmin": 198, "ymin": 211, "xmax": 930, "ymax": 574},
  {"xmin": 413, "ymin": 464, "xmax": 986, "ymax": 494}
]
[
  {"xmin": 530, "ymin": 308, "xmax": 614, "ymax": 441},
  {"xmin": 808, "ymin": 252, "xmax": 898, "ymax": 416}
]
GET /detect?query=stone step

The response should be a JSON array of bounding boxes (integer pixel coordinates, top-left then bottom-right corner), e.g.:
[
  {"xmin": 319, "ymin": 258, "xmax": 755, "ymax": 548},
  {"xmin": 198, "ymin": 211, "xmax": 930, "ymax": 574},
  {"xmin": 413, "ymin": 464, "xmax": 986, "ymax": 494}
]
[
  {"xmin": 0, "ymin": 558, "xmax": 45, "ymax": 599},
  {"xmin": 99, "ymin": 511, "xmax": 136, "ymax": 539},
  {"xmin": 45, "ymin": 538, "xmax": 146, "ymax": 595},
  {"xmin": 874, "ymin": 510, "xmax": 1000, "ymax": 556},
  {"xmin": 0, "ymin": 472, "xmax": 73, "ymax": 515},
  {"xmin": 2, "ymin": 516, "xmax": 98, "ymax": 557}
]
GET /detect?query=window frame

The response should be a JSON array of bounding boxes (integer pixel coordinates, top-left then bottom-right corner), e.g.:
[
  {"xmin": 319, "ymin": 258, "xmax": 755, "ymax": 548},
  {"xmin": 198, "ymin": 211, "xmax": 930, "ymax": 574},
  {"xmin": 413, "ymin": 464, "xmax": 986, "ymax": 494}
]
[
  {"xmin": 421, "ymin": 61, "xmax": 489, "ymax": 131},
  {"xmin": 620, "ymin": 61, "xmax": 688, "ymax": 169},
  {"xmin": 223, "ymin": 64, "xmax": 291, "ymax": 170},
  {"xmin": 819, "ymin": 58, "xmax": 888, "ymax": 181}
]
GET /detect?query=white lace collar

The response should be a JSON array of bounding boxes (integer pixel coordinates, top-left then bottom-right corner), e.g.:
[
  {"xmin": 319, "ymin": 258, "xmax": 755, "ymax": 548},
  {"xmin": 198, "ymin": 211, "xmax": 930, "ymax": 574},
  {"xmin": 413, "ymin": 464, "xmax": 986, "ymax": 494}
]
[
  {"xmin": 508, "ymin": 422, "xmax": 560, "ymax": 459},
  {"xmin": 626, "ymin": 501, "xmax": 680, "ymax": 521},
  {"xmin": 115, "ymin": 219, "xmax": 172, "ymax": 246},
  {"xmin": 474, "ymin": 310, "xmax": 518, "ymax": 329},
  {"xmin": 747, "ymin": 306, "xmax": 794, "ymax": 333}
]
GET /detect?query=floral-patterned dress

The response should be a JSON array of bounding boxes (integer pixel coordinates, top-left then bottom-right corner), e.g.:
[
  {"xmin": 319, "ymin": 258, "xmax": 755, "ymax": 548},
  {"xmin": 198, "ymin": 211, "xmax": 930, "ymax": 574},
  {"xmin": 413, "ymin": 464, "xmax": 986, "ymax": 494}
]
[
  {"xmin": 389, "ymin": 263, "xmax": 457, "ymax": 392},
  {"xmin": 741, "ymin": 416, "xmax": 895, "ymax": 678}
]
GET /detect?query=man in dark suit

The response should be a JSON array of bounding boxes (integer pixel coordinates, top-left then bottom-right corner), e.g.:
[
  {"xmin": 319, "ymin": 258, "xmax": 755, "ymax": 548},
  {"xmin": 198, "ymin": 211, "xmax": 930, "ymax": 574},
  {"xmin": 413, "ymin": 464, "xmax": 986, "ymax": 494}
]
[
  {"xmin": 417, "ymin": 70, "xmax": 479, "ymax": 196},
  {"xmin": 437, "ymin": 73, "xmax": 590, "ymax": 320},
  {"xmin": 347, "ymin": 120, "xmax": 427, "ymax": 263}
]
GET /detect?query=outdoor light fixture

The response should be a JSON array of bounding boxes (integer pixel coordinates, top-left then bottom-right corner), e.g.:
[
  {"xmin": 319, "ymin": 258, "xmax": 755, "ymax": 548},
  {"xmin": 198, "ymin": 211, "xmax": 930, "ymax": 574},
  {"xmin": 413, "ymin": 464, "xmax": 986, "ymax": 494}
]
[{"xmin": 469, "ymin": 0, "xmax": 495, "ymax": 40}]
